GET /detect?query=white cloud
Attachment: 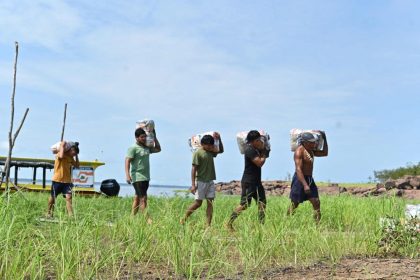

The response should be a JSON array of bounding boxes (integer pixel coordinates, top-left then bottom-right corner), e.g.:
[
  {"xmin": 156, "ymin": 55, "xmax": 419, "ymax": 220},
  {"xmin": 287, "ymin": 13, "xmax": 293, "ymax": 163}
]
[
  {"xmin": 0, "ymin": 1, "xmax": 360, "ymax": 129},
  {"xmin": 11, "ymin": 24, "xmax": 357, "ymax": 131},
  {"xmin": 0, "ymin": 0, "xmax": 82, "ymax": 50}
]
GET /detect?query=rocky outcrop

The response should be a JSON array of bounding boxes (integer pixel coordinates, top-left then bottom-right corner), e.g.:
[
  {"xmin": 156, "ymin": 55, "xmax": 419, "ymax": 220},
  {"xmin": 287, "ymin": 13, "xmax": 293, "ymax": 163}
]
[
  {"xmin": 215, "ymin": 175, "xmax": 420, "ymax": 199},
  {"xmin": 216, "ymin": 180, "xmax": 289, "ymax": 196},
  {"xmin": 354, "ymin": 176, "xmax": 419, "ymax": 199}
]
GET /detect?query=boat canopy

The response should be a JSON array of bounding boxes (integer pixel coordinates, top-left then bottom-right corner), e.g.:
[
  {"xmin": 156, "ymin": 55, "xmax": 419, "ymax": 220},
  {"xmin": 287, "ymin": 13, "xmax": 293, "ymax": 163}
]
[
  {"xmin": 0, "ymin": 156, "xmax": 105, "ymax": 169},
  {"xmin": 0, "ymin": 156, "xmax": 105, "ymax": 188}
]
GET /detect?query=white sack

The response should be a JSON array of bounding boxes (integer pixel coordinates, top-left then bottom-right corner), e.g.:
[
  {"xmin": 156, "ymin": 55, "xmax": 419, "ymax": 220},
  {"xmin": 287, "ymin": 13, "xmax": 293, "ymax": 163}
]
[
  {"xmin": 135, "ymin": 119, "xmax": 156, "ymax": 148},
  {"xmin": 188, "ymin": 131, "xmax": 221, "ymax": 152},
  {"xmin": 290, "ymin": 129, "xmax": 325, "ymax": 152},
  {"xmin": 236, "ymin": 130, "xmax": 270, "ymax": 154},
  {"xmin": 405, "ymin": 204, "xmax": 420, "ymax": 219},
  {"xmin": 51, "ymin": 141, "xmax": 75, "ymax": 154}
]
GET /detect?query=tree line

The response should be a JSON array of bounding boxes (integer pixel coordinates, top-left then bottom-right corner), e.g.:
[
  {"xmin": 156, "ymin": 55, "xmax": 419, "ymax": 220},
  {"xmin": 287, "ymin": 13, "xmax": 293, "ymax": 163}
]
[{"xmin": 374, "ymin": 162, "xmax": 420, "ymax": 181}]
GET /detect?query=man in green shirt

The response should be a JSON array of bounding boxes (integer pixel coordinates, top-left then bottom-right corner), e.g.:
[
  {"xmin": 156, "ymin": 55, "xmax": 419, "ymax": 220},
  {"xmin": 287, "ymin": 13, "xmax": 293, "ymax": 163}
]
[
  {"xmin": 181, "ymin": 133, "xmax": 223, "ymax": 226},
  {"xmin": 125, "ymin": 127, "xmax": 161, "ymax": 219}
]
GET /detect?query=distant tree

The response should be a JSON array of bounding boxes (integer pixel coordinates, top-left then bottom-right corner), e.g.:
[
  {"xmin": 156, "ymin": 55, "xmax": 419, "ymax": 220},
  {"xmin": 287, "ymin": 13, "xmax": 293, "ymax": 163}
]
[{"xmin": 374, "ymin": 162, "xmax": 420, "ymax": 182}]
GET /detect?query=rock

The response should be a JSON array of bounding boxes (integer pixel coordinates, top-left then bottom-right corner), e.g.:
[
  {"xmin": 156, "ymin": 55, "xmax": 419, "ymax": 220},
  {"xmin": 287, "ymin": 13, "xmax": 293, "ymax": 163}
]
[
  {"xmin": 374, "ymin": 187, "xmax": 387, "ymax": 195},
  {"xmin": 396, "ymin": 189, "xmax": 404, "ymax": 197},
  {"xmin": 388, "ymin": 189, "xmax": 404, "ymax": 197},
  {"xmin": 339, "ymin": 187, "xmax": 347, "ymax": 193},
  {"xmin": 384, "ymin": 180, "xmax": 396, "ymax": 190},
  {"xmin": 221, "ymin": 190, "xmax": 233, "ymax": 195},
  {"xmin": 376, "ymin": 183, "xmax": 385, "ymax": 189},
  {"xmin": 395, "ymin": 178, "xmax": 412, "ymax": 189},
  {"xmin": 215, "ymin": 177, "xmax": 419, "ymax": 198},
  {"xmin": 409, "ymin": 177, "xmax": 420, "ymax": 189}
]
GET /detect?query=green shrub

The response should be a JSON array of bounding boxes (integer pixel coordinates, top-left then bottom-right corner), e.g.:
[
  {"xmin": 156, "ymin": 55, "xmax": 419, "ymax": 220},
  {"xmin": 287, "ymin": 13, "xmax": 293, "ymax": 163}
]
[{"xmin": 374, "ymin": 162, "xmax": 420, "ymax": 181}]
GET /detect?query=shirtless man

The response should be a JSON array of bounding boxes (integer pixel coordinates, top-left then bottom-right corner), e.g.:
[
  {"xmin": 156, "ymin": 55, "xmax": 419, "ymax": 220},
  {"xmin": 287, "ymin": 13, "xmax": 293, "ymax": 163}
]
[{"xmin": 287, "ymin": 131, "xmax": 328, "ymax": 223}]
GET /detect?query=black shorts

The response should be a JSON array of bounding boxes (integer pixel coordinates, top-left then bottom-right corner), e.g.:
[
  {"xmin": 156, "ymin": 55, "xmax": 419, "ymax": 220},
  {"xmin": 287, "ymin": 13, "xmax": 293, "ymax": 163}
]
[
  {"xmin": 51, "ymin": 181, "xmax": 73, "ymax": 198},
  {"xmin": 289, "ymin": 173, "xmax": 319, "ymax": 203},
  {"xmin": 133, "ymin": 181, "xmax": 149, "ymax": 197},
  {"xmin": 240, "ymin": 182, "xmax": 267, "ymax": 206}
]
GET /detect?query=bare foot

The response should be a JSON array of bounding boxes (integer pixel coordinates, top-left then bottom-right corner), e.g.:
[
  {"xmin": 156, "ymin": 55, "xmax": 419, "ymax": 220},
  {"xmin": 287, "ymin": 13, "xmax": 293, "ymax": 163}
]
[
  {"xmin": 180, "ymin": 218, "xmax": 185, "ymax": 225},
  {"xmin": 147, "ymin": 218, "xmax": 153, "ymax": 225}
]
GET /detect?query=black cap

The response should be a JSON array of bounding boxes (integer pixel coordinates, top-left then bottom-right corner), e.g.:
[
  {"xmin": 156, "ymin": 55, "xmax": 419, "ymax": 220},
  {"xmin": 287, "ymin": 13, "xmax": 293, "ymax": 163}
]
[{"xmin": 301, "ymin": 132, "xmax": 316, "ymax": 142}]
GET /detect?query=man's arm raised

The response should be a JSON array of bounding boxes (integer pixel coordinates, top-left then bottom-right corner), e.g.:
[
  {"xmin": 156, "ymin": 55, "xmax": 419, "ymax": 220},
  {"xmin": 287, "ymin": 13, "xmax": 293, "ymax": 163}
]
[
  {"xmin": 314, "ymin": 131, "xmax": 328, "ymax": 157},
  {"xmin": 73, "ymin": 154, "xmax": 80, "ymax": 168},
  {"xmin": 57, "ymin": 141, "xmax": 65, "ymax": 159},
  {"xmin": 151, "ymin": 129, "xmax": 161, "ymax": 153},
  {"xmin": 217, "ymin": 136, "xmax": 224, "ymax": 154}
]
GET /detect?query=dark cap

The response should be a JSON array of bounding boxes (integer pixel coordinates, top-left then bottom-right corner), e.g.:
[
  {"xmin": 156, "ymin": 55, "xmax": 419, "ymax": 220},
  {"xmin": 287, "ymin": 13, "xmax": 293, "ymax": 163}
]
[
  {"xmin": 301, "ymin": 132, "xmax": 317, "ymax": 143},
  {"xmin": 246, "ymin": 130, "xmax": 261, "ymax": 142},
  {"xmin": 69, "ymin": 141, "xmax": 79, "ymax": 154},
  {"xmin": 201, "ymin": 135, "xmax": 215, "ymax": 145},
  {"xmin": 135, "ymin": 127, "xmax": 146, "ymax": 137}
]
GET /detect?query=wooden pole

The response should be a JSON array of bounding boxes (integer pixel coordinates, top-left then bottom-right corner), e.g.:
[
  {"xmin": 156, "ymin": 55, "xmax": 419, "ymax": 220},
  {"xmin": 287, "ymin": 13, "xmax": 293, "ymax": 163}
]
[
  {"xmin": 2, "ymin": 42, "xmax": 30, "ymax": 196},
  {"xmin": 60, "ymin": 103, "xmax": 67, "ymax": 142}
]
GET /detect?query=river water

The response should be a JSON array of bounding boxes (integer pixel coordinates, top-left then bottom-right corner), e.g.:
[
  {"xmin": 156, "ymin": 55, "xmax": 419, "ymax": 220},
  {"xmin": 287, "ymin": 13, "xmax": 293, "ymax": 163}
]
[
  {"xmin": 95, "ymin": 182, "xmax": 189, "ymax": 197},
  {"xmin": 16, "ymin": 178, "xmax": 190, "ymax": 198}
]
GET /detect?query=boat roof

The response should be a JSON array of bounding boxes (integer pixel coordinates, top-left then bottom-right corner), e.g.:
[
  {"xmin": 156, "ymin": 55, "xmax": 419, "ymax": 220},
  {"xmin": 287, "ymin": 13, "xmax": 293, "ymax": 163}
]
[{"xmin": 0, "ymin": 156, "xmax": 105, "ymax": 169}]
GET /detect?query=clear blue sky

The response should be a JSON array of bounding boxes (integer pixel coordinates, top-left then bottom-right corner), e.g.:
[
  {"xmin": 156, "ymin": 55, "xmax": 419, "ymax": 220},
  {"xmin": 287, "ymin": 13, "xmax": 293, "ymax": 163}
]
[{"xmin": 1, "ymin": 1, "xmax": 419, "ymax": 186}]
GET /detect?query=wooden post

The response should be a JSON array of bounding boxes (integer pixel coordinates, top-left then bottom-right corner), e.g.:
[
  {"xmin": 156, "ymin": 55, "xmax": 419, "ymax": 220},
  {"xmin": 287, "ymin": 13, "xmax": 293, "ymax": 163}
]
[
  {"xmin": 32, "ymin": 167, "xmax": 37, "ymax": 185},
  {"xmin": 14, "ymin": 165, "xmax": 18, "ymax": 186},
  {"xmin": 1, "ymin": 42, "xmax": 30, "ymax": 196},
  {"xmin": 61, "ymin": 103, "xmax": 67, "ymax": 142},
  {"xmin": 42, "ymin": 167, "xmax": 46, "ymax": 189}
]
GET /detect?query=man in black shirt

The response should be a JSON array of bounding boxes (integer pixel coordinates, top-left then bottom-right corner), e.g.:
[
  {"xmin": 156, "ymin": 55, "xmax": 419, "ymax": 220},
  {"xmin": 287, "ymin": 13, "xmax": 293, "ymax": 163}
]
[{"xmin": 227, "ymin": 130, "xmax": 269, "ymax": 231}]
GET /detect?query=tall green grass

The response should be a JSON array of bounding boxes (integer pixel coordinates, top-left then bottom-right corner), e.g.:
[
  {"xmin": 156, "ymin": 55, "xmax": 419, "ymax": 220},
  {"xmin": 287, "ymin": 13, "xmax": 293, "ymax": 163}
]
[{"xmin": 0, "ymin": 192, "xmax": 418, "ymax": 279}]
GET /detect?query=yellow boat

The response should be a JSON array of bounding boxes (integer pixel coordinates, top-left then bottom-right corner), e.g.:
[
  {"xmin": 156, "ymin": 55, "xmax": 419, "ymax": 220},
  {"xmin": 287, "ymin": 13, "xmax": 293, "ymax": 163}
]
[{"xmin": 0, "ymin": 156, "xmax": 112, "ymax": 196}]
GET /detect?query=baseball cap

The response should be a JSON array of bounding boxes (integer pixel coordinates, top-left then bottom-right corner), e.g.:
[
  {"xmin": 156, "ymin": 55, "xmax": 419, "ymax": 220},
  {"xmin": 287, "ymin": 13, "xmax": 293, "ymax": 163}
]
[{"xmin": 301, "ymin": 132, "xmax": 317, "ymax": 143}]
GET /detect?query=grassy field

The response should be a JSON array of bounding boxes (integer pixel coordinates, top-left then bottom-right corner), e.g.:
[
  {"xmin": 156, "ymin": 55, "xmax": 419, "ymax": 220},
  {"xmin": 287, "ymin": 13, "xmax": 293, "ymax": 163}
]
[{"xmin": 0, "ymin": 192, "xmax": 418, "ymax": 279}]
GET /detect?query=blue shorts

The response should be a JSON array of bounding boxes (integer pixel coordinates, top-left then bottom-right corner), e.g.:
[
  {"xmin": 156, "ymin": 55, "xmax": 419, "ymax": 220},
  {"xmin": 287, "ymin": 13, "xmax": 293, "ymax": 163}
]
[
  {"xmin": 289, "ymin": 173, "xmax": 319, "ymax": 203},
  {"xmin": 51, "ymin": 181, "xmax": 73, "ymax": 198}
]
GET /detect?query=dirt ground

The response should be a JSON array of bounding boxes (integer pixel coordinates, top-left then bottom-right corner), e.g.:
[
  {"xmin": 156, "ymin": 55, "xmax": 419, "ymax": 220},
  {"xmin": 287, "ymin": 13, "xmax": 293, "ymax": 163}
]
[
  {"xmin": 112, "ymin": 257, "xmax": 420, "ymax": 279},
  {"xmin": 262, "ymin": 258, "xmax": 420, "ymax": 280}
]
